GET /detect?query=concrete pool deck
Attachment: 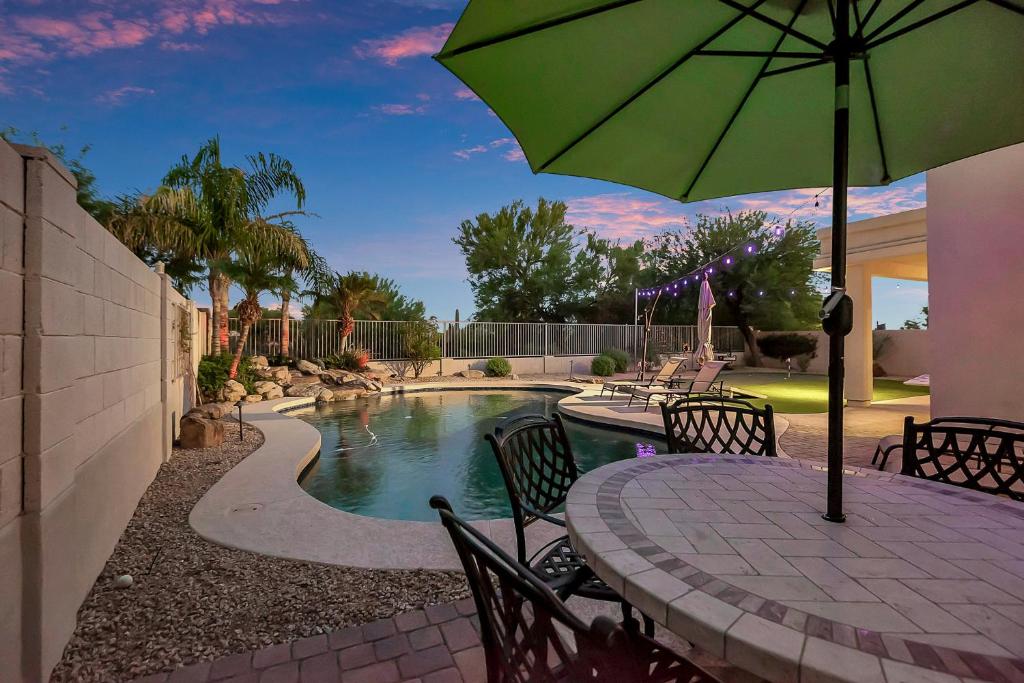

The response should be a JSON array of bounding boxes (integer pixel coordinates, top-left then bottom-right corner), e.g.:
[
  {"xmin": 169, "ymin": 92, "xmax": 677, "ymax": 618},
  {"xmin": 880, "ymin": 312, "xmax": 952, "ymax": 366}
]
[{"xmin": 189, "ymin": 379, "xmax": 918, "ymax": 571}]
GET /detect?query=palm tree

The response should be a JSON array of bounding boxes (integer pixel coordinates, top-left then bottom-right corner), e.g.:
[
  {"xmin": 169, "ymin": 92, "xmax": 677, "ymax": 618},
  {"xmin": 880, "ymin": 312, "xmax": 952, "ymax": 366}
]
[
  {"xmin": 275, "ymin": 249, "xmax": 329, "ymax": 359},
  {"xmin": 110, "ymin": 136, "xmax": 309, "ymax": 354},
  {"xmin": 308, "ymin": 271, "xmax": 388, "ymax": 351},
  {"xmin": 223, "ymin": 233, "xmax": 309, "ymax": 378}
]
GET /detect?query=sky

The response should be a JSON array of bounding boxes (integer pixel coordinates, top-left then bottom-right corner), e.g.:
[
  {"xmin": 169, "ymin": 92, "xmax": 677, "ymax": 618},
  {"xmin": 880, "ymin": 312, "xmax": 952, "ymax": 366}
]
[{"xmin": 0, "ymin": 0, "xmax": 928, "ymax": 327}]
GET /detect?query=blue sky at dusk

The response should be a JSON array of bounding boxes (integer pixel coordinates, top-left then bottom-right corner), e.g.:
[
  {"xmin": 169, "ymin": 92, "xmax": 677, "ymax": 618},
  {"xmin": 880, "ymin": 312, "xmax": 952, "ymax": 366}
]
[{"xmin": 1, "ymin": 0, "xmax": 927, "ymax": 326}]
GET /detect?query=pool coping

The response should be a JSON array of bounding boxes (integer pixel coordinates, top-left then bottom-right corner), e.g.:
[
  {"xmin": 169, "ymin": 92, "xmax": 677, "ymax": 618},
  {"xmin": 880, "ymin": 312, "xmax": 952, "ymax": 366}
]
[{"xmin": 188, "ymin": 381, "xmax": 790, "ymax": 570}]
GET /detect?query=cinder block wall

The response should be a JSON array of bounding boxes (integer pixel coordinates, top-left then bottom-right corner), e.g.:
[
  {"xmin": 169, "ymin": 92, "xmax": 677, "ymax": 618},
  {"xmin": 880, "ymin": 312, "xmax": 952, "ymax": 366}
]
[{"xmin": 0, "ymin": 141, "xmax": 195, "ymax": 680}]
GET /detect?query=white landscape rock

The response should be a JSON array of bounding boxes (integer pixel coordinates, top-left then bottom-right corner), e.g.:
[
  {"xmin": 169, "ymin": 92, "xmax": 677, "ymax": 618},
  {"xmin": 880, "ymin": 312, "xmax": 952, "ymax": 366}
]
[
  {"xmin": 254, "ymin": 381, "xmax": 284, "ymax": 400},
  {"xmin": 243, "ymin": 394, "xmax": 264, "ymax": 403},
  {"xmin": 296, "ymin": 359, "xmax": 321, "ymax": 375},
  {"xmin": 456, "ymin": 369, "xmax": 485, "ymax": 379},
  {"xmin": 221, "ymin": 380, "xmax": 247, "ymax": 403},
  {"xmin": 315, "ymin": 389, "xmax": 334, "ymax": 403},
  {"xmin": 251, "ymin": 355, "xmax": 269, "ymax": 368}
]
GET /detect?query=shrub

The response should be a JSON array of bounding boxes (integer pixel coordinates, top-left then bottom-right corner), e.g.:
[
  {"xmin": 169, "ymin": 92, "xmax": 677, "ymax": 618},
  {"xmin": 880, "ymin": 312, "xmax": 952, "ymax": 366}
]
[
  {"xmin": 323, "ymin": 348, "xmax": 370, "ymax": 371},
  {"xmin": 197, "ymin": 353, "xmax": 258, "ymax": 399},
  {"xmin": 591, "ymin": 354, "xmax": 617, "ymax": 377},
  {"xmin": 485, "ymin": 356, "xmax": 512, "ymax": 377},
  {"xmin": 602, "ymin": 348, "xmax": 630, "ymax": 373},
  {"xmin": 757, "ymin": 333, "xmax": 817, "ymax": 364},
  {"xmin": 405, "ymin": 321, "xmax": 441, "ymax": 378}
]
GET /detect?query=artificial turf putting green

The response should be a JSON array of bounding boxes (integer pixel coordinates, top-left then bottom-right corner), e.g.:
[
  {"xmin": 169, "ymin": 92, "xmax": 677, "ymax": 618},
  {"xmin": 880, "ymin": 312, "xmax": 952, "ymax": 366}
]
[{"xmin": 726, "ymin": 373, "xmax": 930, "ymax": 414}]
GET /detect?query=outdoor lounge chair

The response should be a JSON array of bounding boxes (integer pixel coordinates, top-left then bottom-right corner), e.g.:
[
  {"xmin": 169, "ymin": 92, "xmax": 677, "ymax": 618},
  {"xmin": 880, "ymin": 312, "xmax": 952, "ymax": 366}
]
[
  {"xmin": 429, "ymin": 496, "xmax": 719, "ymax": 683},
  {"xmin": 661, "ymin": 397, "xmax": 777, "ymax": 457},
  {"xmin": 897, "ymin": 416, "xmax": 1024, "ymax": 500},
  {"xmin": 628, "ymin": 360, "xmax": 728, "ymax": 411},
  {"xmin": 486, "ymin": 414, "xmax": 655, "ymax": 636},
  {"xmin": 599, "ymin": 355, "xmax": 688, "ymax": 398}
]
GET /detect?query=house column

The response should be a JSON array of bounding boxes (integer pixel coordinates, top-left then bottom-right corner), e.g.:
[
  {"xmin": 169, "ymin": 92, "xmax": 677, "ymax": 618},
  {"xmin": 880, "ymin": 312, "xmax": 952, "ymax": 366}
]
[{"xmin": 845, "ymin": 264, "xmax": 873, "ymax": 405}]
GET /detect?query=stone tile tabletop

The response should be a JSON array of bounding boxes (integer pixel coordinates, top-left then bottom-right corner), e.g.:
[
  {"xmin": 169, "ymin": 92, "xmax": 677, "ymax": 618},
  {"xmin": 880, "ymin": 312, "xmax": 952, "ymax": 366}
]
[{"xmin": 565, "ymin": 454, "xmax": 1024, "ymax": 683}]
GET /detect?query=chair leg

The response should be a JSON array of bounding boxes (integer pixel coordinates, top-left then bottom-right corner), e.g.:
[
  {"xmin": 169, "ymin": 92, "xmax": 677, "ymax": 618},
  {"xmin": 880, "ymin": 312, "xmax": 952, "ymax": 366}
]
[
  {"xmin": 870, "ymin": 447, "xmax": 880, "ymax": 466},
  {"xmin": 878, "ymin": 447, "xmax": 893, "ymax": 471},
  {"xmin": 620, "ymin": 602, "xmax": 656, "ymax": 637},
  {"xmin": 642, "ymin": 614, "xmax": 655, "ymax": 638}
]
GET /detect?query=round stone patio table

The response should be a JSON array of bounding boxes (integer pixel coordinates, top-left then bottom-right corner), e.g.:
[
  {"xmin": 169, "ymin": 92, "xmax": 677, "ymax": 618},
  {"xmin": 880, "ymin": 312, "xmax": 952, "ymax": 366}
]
[{"xmin": 564, "ymin": 454, "xmax": 1024, "ymax": 683}]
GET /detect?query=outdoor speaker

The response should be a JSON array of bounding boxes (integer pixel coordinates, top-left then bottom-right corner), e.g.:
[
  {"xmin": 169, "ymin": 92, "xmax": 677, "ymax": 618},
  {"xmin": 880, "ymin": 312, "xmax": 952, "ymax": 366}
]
[{"xmin": 820, "ymin": 291, "xmax": 853, "ymax": 336}]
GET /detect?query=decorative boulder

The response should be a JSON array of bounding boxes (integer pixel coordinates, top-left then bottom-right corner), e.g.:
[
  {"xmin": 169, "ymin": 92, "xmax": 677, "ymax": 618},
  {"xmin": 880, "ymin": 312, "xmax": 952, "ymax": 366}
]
[
  {"xmin": 221, "ymin": 380, "xmax": 246, "ymax": 403},
  {"xmin": 188, "ymin": 403, "xmax": 229, "ymax": 420},
  {"xmin": 456, "ymin": 369, "xmax": 485, "ymax": 379},
  {"xmin": 251, "ymin": 355, "xmax": 269, "ymax": 368},
  {"xmin": 254, "ymin": 381, "xmax": 284, "ymax": 400},
  {"xmin": 331, "ymin": 388, "xmax": 364, "ymax": 401},
  {"xmin": 268, "ymin": 366, "xmax": 291, "ymax": 383},
  {"xmin": 179, "ymin": 414, "xmax": 225, "ymax": 449},
  {"xmin": 296, "ymin": 359, "xmax": 321, "ymax": 375},
  {"xmin": 319, "ymin": 370, "xmax": 383, "ymax": 393},
  {"xmin": 316, "ymin": 389, "xmax": 334, "ymax": 403},
  {"xmin": 285, "ymin": 384, "xmax": 321, "ymax": 398},
  {"xmin": 243, "ymin": 394, "xmax": 263, "ymax": 403}
]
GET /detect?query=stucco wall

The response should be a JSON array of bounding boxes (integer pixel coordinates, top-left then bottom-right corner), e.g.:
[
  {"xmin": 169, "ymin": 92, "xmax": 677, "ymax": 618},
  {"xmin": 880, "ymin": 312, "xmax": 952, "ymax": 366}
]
[
  {"xmin": 927, "ymin": 144, "xmax": 1024, "ymax": 420},
  {"xmin": 755, "ymin": 329, "xmax": 929, "ymax": 379},
  {"xmin": 0, "ymin": 141, "xmax": 197, "ymax": 681}
]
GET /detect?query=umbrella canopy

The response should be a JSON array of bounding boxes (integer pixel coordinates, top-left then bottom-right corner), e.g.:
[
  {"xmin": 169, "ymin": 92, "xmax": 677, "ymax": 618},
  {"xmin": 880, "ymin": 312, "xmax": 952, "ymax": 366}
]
[
  {"xmin": 437, "ymin": 0, "xmax": 1024, "ymax": 522},
  {"xmin": 696, "ymin": 276, "xmax": 716, "ymax": 366}
]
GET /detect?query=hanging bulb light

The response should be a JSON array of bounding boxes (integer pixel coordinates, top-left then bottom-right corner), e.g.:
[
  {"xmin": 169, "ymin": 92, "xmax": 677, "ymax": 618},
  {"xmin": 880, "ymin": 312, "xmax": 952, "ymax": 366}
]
[
  {"xmin": 745, "ymin": 244, "xmax": 755, "ymax": 254},
  {"xmin": 728, "ymin": 291, "xmax": 736, "ymax": 298},
  {"xmin": 723, "ymin": 256, "xmax": 733, "ymax": 266},
  {"xmin": 758, "ymin": 290, "xmax": 765, "ymax": 297}
]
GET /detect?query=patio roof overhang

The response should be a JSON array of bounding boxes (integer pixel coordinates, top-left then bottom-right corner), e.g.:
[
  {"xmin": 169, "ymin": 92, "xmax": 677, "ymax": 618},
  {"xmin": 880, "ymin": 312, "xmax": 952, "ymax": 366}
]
[{"xmin": 814, "ymin": 207, "xmax": 927, "ymax": 281}]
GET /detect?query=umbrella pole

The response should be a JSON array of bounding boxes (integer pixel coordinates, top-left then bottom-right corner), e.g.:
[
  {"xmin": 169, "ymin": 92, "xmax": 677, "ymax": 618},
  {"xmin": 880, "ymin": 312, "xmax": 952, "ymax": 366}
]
[{"xmin": 824, "ymin": 0, "xmax": 850, "ymax": 523}]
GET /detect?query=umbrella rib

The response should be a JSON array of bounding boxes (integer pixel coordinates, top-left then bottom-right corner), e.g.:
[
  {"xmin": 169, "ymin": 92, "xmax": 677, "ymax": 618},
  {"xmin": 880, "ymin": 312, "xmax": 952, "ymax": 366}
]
[
  {"xmin": 987, "ymin": 0, "xmax": 1024, "ymax": 15},
  {"xmin": 763, "ymin": 58, "xmax": 830, "ymax": 78},
  {"xmin": 694, "ymin": 49, "xmax": 825, "ymax": 58},
  {"xmin": 714, "ymin": 0, "xmax": 829, "ymax": 51},
  {"xmin": 434, "ymin": 0, "xmax": 647, "ymax": 60},
  {"xmin": 536, "ymin": 0, "xmax": 773, "ymax": 173},
  {"xmin": 866, "ymin": 0, "xmax": 981, "ymax": 49},
  {"xmin": 853, "ymin": 1, "xmax": 891, "ymax": 184},
  {"xmin": 680, "ymin": 0, "xmax": 810, "ymax": 201},
  {"xmin": 856, "ymin": 0, "xmax": 884, "ymax": 37},
  {"xmin": 863, "ymin": 0, "xmax": 928, "ymax": 43}
]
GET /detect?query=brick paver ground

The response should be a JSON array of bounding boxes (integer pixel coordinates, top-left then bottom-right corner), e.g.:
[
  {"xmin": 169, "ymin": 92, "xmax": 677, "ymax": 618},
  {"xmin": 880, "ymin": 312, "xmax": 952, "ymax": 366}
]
[{"xmin": 132, "ymin": 598, "xmax": 485, "ymax": 683}]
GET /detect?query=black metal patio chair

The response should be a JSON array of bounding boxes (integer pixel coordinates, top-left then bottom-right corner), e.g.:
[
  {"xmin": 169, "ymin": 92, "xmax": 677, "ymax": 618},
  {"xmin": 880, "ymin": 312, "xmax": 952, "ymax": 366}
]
[
  {"xmin": 660, "ymin": 397, "xmax": 777, "ymax": 457},
  {"xmin": 900, "ymin": 416, "xmax": 1024, "ymax": 501},
  {"xmin": 486, "ymin": 414, "xmax": 655, "ymax": 636},
  {"xmin": 430, "ymin": 496, "xmax": 720, "ymax": 683}
]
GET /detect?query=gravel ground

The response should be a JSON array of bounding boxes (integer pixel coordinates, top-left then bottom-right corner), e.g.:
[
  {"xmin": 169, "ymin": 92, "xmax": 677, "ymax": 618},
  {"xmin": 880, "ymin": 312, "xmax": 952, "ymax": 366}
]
[{"xmin": 51, "ymin": 418, "xmax": 469, "ymax": 682}]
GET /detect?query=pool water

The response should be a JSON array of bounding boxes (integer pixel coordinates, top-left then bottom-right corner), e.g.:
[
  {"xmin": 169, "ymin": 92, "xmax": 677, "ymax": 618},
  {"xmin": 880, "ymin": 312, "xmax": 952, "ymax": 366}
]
[{"xmin": 296, "ymin": 390, "xmax": 665, "ymax": 522}]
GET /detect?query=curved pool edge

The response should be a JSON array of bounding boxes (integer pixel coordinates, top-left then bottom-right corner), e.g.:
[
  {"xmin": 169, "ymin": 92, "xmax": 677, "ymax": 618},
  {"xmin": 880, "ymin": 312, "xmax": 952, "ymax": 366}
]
[
  {"xmin": 189, "ymin": 382, "xmax": 584, "ymax": 570},
  {"xmin": 188, "ymin": 380, "xmax": 792, "ymax": 570}
]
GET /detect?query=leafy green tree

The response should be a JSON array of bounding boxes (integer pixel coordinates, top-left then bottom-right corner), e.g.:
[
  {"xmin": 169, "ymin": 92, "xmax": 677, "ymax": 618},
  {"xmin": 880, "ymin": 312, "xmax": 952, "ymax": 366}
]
[
  {"xmin": 901, "ymin": 305, "xmax": 929, "ymax": 330},
  {"xmin": 572, "ymin": 234, "xmax": 647, "ymax": 323},
  {"xmin": 366, "ymin": 275, "xmax": 427, "ymax": 321},
  {"xmin": 645, "ymin": 211, "xmax": 822, "ymax": 365},
  {"xmin": 454, "ymin": 198, "xmax": 586, "ymax": 321}
]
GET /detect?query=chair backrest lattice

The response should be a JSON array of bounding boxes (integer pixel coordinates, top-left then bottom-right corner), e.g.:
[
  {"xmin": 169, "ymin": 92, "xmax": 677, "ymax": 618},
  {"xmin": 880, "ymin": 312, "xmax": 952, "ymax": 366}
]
[
  {"xmin": 901, "ymin": 416, "xmax": 1024, "ymax": 501},
  {"xmin": 661, "ymin": 397, "xmax": 777, "ymax": 457},
  {"xmin": 486, "ymin": 414, "xmax": 579, "ymax": 563},
  {"xmin": 429, "ymin": 496, "xmax": 719, "ymax": 683}
]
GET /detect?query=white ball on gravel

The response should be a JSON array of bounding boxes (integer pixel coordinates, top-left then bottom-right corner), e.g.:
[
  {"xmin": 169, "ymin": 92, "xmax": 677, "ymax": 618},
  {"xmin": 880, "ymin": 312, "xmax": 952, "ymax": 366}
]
[{"xmin": 113, "ymin": 574, "xmax": 133, "ymax": 589}]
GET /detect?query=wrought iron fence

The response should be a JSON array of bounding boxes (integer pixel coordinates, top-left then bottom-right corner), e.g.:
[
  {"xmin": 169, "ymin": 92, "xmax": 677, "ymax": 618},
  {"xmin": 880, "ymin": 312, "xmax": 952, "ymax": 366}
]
[{"xmin": 228, "ymin": 318, "xmax": 744, "ymax": 361}]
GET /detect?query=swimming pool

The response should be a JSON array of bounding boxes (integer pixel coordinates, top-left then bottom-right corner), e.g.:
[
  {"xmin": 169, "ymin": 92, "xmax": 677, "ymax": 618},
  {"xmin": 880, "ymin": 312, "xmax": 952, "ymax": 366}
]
[{"xmin": 295, "ymin": 389, "xmax": 665, "ymax": 522}]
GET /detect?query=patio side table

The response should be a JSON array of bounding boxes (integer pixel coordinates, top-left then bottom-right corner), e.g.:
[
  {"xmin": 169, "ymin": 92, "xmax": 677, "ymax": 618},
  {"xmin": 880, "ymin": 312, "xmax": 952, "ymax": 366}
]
[{"xmin": 565, "ymin": 455, "xmax": 1024, "ymax": 683}]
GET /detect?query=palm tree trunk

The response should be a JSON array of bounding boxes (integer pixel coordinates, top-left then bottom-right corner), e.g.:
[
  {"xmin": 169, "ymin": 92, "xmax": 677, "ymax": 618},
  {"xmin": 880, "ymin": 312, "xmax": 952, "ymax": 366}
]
[
  {"xmin": 340, "ymin": 311, "xmax": 354, "ymax": 353},
  {"xmin": 219, "ymin": 276, "xmax": 231, "ymax": 352},
  {"xmin": 230, "ymin": 322, "xmax": 252, "ymax": 379},
  {"xmin": 281, "ymin": 290, "xmax": 291, "ymax": 358},
  {"xmin": 209, "ymin": 272, "xmax": 222, "ymax": 355}
]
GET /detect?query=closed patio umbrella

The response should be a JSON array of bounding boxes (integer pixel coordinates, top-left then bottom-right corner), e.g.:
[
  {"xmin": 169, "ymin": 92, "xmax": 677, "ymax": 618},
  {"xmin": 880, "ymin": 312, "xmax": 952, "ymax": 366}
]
[
  {"xmin": 436, "ymin": 0, "xmax": 1024, "ymax": 522},
  {"xmin": 696, "ymin": 275, "xmax": 716, "ymax": 366}
]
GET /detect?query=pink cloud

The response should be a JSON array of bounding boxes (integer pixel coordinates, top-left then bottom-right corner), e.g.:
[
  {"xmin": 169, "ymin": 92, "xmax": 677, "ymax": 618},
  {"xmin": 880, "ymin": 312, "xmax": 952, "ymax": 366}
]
[
  {"xmin": 160, "ymin": 40, "xmax": 204, "ymax": 51},
  {"xmin": 453, "ymin": 145, "xmax": 488, "ymax": 160},
  {"xmin": 355, "ymin": 23, "xmax": 453, "ymax": 66},
  {"xmin": 453, "ymin": 87, "xmax": 479, "ymax": 101},
  {"xmin": 566, "ymin": 194, "xmax": 690, "ymax": 240},
  {"xmin": 375, "ymin": 103, "xmax": 427, "ymax": 116},
  {"xmin": 731, "ymin": 182, "xmax": 926, "ymax": 223},
  {"xmin": 0, "ymin": 1, "xmax": 304, "ymax": 66},
  {"xmin": 96, "ymin": 85, "xmax": 156, "ymax": 105},
  {"xmin": 452, "ymin": 137, "xmax": 526, "ymax": 163}
]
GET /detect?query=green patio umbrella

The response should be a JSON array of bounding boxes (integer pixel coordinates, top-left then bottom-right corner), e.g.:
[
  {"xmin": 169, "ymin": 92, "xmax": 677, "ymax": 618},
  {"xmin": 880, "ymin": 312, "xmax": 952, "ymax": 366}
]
[{"xmin": 436, "ymin": 0, "xmax": 1024, "ymax": 522}]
